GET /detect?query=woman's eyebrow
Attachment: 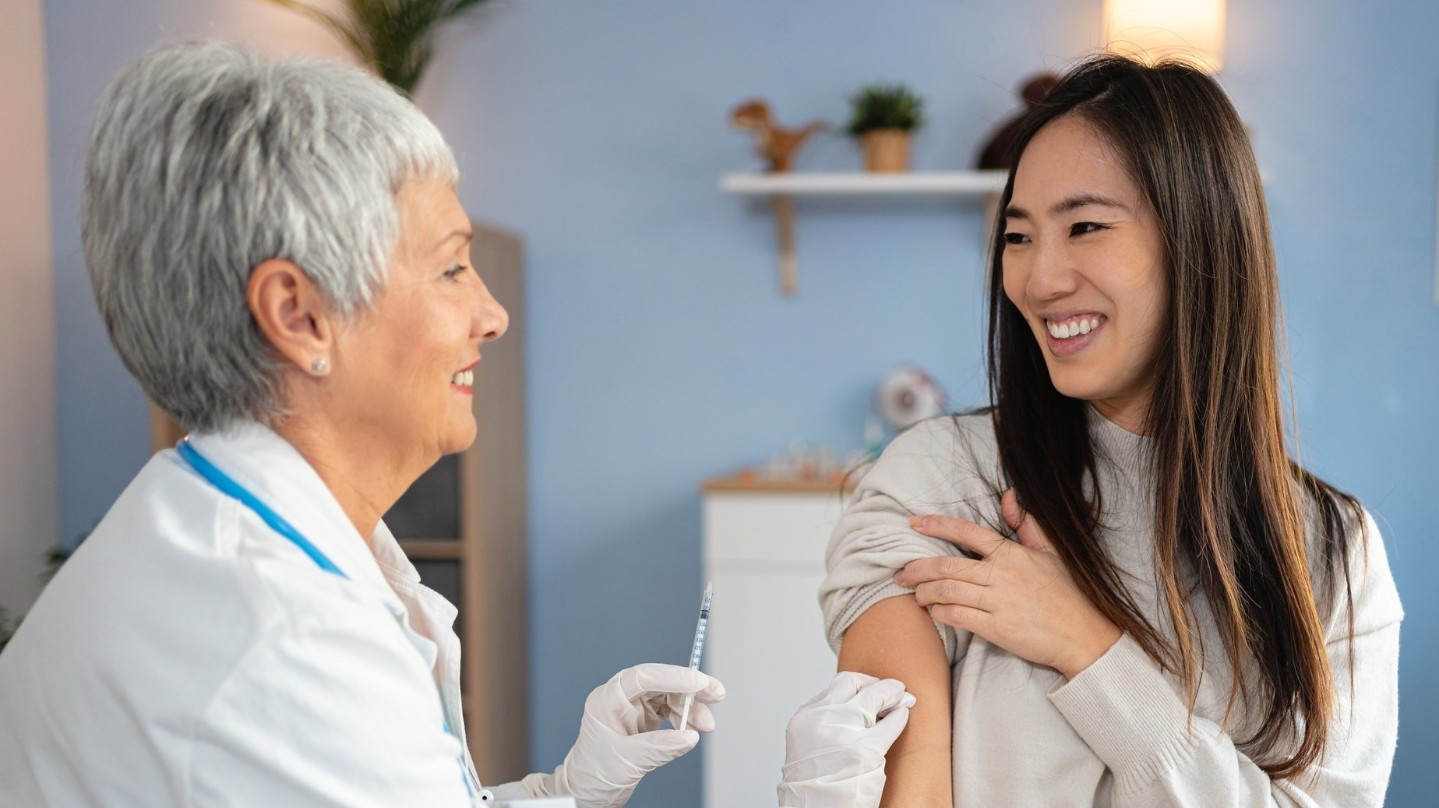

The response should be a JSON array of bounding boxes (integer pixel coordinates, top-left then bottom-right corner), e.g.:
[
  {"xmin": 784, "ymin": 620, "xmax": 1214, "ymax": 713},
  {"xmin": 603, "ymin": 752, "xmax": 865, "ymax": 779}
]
[
  {"xmin": 1006, "ymin": 193, "xmax": 1132, "ymax": 222},
  {"xmin": 1051, "ymin": 193, "xmax": 1130, "ymax": 215},
  {"xmin": 433, "ymin": 227, "xmax": 473, "ymax": 251}
]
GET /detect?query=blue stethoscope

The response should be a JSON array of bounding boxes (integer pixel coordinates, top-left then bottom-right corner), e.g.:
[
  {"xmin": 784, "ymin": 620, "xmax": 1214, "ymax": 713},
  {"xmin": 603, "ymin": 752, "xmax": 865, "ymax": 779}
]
[{"xmin": 177, "ymin": 438, "xmax": 494, "ymax": 803}]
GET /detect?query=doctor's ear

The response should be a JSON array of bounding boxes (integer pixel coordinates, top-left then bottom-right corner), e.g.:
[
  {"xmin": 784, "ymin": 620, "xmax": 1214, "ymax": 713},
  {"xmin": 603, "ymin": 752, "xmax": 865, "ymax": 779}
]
[{"xmin": 247, "ymin": 259, "xmax": 336, "ymax": 376}]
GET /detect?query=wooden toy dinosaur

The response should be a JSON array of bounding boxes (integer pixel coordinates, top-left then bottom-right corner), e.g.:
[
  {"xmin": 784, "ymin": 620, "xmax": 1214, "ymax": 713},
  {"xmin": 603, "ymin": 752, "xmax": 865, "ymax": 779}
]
[
  {"xmin": 729, "ymin": 99, "xmax": 828, "ymax": 173},
  {"xmin": 727, "ymin": 99, "xmax": 828, "ymax": 294}
]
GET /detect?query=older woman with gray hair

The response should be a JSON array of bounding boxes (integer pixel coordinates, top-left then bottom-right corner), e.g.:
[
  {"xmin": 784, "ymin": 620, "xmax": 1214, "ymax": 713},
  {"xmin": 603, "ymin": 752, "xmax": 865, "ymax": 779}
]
[
  {"xmin": 0, "ymin": 41, "xmax": 730, "ymax": 807},
  {"xmin": 0, "ymin": 41, "xmax": 915, "ymax": 808}
]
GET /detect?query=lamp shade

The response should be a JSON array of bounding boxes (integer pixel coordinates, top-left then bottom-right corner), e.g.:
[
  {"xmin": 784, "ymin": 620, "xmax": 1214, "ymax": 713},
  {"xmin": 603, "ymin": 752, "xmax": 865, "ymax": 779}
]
[{"xmin": 1103, "ymin": 0, "xmax": 1226, "ymax": 72}]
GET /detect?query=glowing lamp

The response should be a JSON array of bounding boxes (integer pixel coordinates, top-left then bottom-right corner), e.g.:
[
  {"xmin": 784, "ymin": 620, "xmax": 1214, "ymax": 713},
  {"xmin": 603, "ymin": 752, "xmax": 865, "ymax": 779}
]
[{"xmin": 1103, "ymin": 0, "xmax": 1226, "ymax": 73}]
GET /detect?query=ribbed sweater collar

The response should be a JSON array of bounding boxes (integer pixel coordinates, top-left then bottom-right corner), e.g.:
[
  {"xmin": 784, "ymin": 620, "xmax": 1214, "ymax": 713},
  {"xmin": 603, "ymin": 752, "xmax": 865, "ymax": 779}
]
[{"xmin": 1086, "ymin": 404, "xmax": 1151, "ymax": 477}]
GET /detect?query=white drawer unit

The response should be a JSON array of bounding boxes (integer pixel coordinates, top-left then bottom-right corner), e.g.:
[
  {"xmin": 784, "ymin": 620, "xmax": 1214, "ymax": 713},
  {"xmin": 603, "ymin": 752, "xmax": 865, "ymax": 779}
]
[{"xmin": 700, "ymin": 477, "xmax": 850, "ymax": 808}]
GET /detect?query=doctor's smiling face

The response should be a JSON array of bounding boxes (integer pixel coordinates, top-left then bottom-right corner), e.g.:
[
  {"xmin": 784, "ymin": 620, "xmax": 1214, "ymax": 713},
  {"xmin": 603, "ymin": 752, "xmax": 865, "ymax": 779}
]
[
  {"xmin": 1001, "ymin": 114, "xmax": 1168, "ymax": 433},
  {"xmin": 327, "ymin": 179, "xmax": 509, "ymax": 465}
]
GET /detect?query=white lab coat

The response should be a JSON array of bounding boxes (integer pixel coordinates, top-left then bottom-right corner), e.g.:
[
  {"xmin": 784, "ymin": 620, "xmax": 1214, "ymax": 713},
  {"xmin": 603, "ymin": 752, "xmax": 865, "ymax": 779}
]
[{"xmin": 0, "ymin": 421, "xmax": 531, "ymax": 806}]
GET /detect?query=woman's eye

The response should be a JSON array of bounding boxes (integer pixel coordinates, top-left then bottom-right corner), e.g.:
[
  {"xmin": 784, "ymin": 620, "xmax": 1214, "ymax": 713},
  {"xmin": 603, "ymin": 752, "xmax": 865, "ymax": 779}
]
[
  {"xmin": 1003, "ymin": 232, "xmax": 1029, "ymax": 246},
  {"xmin": 443, "ymin": 264, "xmax": 470, "ymax": 280},
  {"xmin": 1070, "ymin": 222, "xmax": 1107, "ymax": 237}
]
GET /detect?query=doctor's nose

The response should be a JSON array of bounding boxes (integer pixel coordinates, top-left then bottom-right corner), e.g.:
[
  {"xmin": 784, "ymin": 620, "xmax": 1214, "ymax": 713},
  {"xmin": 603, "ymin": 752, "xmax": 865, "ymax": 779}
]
[{"xmin": 471, "ymin": 280, "xmax": 509, "ymax": 344}]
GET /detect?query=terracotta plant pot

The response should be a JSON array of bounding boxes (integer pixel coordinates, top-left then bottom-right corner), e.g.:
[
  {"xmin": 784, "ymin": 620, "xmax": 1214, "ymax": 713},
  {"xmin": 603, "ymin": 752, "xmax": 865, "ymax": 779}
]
[{"xmin": 861, "ymin": 128, "xmax": 912, "ymax": 172}]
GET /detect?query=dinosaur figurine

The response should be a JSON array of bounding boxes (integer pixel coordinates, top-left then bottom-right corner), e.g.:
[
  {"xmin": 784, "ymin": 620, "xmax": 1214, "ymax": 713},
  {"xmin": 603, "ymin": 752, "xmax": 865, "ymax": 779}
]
[
  {"xmin": 727, "ymin": 99, "xmax": 827, "ymax": 294},
  {"xmin": 729, "ymin": 99, "xmax": 827, "ymax": 173}
]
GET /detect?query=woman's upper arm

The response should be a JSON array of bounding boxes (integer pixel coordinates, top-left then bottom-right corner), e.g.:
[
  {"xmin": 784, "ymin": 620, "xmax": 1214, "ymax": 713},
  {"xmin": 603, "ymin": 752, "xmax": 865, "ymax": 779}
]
[
  {"xmin": 839, "ymin": 595, "xmax": 954, "ymax": 808},
  {"xmin": 819, "ymin": 417, "xmax": 997, "ymax": 807}
]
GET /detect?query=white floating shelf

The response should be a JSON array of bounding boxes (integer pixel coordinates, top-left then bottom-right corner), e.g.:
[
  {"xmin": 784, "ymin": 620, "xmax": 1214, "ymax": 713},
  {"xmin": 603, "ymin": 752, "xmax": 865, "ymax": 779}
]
[
  {"xmin": 721, "ymin": 170, "xmax": 1007, "ymax": 294},
  {"xmin": 720, "ymin": 170, "xmax": 1008, "ymax": 197}
]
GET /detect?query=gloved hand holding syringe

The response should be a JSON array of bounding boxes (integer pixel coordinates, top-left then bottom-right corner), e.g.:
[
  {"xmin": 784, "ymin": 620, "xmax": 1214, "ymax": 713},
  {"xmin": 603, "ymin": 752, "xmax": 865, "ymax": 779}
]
[
  {"xmin": 520, "ymin": 579, "xmax": 911, "ymax": 808},
  {"xmin": 520, "ymin": 582, "xmax": 725, "ymax": 807}
]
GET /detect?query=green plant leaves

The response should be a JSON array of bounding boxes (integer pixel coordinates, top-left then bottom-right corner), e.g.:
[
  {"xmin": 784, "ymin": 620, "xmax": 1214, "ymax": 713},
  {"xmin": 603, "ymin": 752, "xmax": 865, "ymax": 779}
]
[
  {"xmin": 0, "ymin": 607, "xmax": 17, "ymax": 655},
  {"xmin": 262, "ymin": 0, "xmax": 495, "ymax": 95},
  {"xmin": 846, "ymin": 82, "xmax": 925, "ymax": 136}
]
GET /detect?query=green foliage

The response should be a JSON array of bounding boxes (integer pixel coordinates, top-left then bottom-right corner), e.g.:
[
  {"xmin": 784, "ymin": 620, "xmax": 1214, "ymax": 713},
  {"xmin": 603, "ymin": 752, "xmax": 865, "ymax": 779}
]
[
  {"xmin": 845, "ymin": 82, "xmax": 925, "ymax": 136},
  {"xmin": 42, "ymin": 544, "xmax": 73, "ymax": 584},
  {"xmin": 0, "ymin": 543, "xmax": 78, "ymax": 655},
  {"xmin": 263, "ymin": 0, "xmax": 494, "ymax": 95},
  {"xmin": 0, "ymin": 607, "xmax": 16, "ymax": 655}
]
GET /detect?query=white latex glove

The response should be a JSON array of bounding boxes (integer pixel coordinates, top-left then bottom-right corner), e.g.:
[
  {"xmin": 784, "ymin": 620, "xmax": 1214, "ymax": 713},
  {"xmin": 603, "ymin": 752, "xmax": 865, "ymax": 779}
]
[
  {"xmin": 776, "ymin": 672, "xmax": 915, "ymax": 808},
  {"xmin": 523, "ymin": 663, "xmax": 726, "ymax": 808}
]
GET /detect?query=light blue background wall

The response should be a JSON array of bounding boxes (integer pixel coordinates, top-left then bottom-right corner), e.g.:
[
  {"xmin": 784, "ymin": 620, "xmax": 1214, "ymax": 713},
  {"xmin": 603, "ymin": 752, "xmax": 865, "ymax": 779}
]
[{"xmin": 41, "ymin": 1, "xmax": 1438, "ymax": 805}]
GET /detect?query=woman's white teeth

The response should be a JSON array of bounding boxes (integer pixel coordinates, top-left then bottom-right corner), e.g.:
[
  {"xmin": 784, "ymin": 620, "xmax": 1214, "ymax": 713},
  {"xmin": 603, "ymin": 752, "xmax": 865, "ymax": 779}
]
[
  {"xmin": 1047, "ymin": 316, "xmax": 1103, "ymax": 339},
  {"xmin": 451, "ymin": 369, "xmax": 474, "ymax": 386}
]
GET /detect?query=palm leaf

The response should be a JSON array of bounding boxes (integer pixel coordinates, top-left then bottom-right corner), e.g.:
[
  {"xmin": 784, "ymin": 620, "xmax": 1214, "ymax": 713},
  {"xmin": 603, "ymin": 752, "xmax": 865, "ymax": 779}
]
[
  {"xmin": 263, "ymin": 0, "xmax": 371, "ymax": 60},
  {"xmin": 260, "ymin": 0, "xmax": 495, "ymax": 95}
]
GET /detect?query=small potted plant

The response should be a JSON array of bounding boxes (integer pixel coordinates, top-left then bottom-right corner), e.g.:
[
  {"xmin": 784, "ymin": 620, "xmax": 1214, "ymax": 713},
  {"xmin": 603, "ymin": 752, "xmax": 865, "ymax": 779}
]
[{"xmin": 846, "ymin": 82, "xmax": 925, "ymax": 172}]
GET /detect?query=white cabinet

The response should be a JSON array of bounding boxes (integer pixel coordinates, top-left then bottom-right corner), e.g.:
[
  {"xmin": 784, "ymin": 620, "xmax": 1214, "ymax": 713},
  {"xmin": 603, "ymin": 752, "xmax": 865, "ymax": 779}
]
[{"xmin": 700, "ymin": 478, "xmax": 849, "ymax": 808}]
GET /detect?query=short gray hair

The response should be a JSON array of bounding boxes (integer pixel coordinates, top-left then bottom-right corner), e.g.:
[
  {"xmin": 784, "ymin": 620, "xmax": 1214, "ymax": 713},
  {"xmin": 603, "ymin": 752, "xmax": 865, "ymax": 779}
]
[{"xmin": 83, "ymin": 41, "xmax": 458, "ymax": 433}]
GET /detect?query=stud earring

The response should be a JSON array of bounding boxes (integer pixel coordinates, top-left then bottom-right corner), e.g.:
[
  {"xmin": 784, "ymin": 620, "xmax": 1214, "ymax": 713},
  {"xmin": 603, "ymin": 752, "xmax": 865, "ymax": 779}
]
[{"xmin": 311, "ymin": 358, "xmax": 328, "ymax": 375}]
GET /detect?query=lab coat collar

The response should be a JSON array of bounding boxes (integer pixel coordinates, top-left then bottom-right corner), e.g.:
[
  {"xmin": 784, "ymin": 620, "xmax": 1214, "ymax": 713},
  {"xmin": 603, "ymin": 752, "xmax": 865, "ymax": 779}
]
[
  {"xmin": 370, "ymin": 521, "xmax": 424, "ymax": 586},
  {"xmin": 184, "ymin": 421, "xmax": 395, "ymax": 600},
  {"xmin": 367, "ymin": 520, "xmax": 467, "ymax": 747},
  {"xmin": 368, "ymin": 519, "xmax": 459, "ymax": 648},
  {"xmin": 365, "ymin": 494, "xmax": 474, "ymax": 783}
]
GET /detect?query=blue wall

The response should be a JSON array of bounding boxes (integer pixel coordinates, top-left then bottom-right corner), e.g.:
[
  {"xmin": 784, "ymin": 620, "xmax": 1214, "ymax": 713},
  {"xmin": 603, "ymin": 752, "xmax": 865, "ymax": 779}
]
[{"xmin": 43, "ymin": 1, "xmax": 1438, "ymax": 805}]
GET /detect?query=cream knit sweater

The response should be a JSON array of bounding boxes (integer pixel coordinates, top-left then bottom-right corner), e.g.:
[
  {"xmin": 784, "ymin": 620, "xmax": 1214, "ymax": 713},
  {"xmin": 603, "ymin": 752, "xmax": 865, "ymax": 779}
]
[{"xmin": 821, "ymin": 410, "xmax": 1403, "ymax": 807}]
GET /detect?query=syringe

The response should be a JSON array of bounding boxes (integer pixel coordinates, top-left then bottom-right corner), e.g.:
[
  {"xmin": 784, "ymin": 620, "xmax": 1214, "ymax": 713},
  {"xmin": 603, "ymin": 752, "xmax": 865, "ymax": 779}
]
[{"xmin": 677, "ymin": 582, "xmax": 713, "ymax": 732}]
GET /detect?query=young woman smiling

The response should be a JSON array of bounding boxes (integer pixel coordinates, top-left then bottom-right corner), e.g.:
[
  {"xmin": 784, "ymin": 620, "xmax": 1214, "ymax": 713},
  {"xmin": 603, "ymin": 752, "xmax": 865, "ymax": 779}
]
[{"xmin": 820, "ymin": 56, "xmax": 1403, "ymax": 806}]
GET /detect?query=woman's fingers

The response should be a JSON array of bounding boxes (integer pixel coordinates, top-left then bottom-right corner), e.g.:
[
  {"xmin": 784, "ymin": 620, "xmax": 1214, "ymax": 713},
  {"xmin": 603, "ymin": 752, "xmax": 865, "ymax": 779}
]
[
  {"xmin": 1002, "ymin": 489, "xmax": 1053, "ymax": 553},
  {"xmin": 895, "ymin": 495, "xmax": 1117, "ymax": 675},
  {"xmin": 893, "ymin": 554, "xmax": 986, "ymax": 588},
  {"xmin": 910, "ymin": 494, "xmax": 1054, "ymax": 556},
  {"xmin": 911, "ymin": 578, "xmax": 987, "ymax": 611},
  {"xmin": 908, "ymin": 513, "xmax": 1009, "ymax": 556},
  {"xmin": 929, "ymin": 603, "xmax": 995, "ymax": 634},
  {"xmin": 1001, "ymin": 489, "xmax": 1026, "ymax": 531}
]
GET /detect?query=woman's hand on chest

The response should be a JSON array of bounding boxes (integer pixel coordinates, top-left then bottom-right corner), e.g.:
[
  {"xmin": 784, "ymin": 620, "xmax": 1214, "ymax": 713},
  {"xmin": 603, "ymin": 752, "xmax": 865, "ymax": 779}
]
[{"xmin": 894, "ymin": 489, "xmax": 1122, "ymax": 679}]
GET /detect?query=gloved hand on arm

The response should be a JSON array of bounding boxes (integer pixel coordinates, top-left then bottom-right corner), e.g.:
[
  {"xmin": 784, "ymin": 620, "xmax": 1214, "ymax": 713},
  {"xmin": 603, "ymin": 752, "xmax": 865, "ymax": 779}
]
[
  {"xmin": 521, "ymin": 663, "xmax": 726, "ymax": 808},
  {"xmin": 776, "ymin": 672, "xmax": 915, "ymax": 808}
]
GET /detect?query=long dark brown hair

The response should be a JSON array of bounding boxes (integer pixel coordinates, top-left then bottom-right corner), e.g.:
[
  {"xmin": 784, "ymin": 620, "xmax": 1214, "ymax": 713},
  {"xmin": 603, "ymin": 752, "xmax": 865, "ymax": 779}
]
[{"xmin": 986, "ymin": 55, "xmax": 1360, "ymax": 778}]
